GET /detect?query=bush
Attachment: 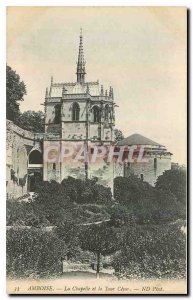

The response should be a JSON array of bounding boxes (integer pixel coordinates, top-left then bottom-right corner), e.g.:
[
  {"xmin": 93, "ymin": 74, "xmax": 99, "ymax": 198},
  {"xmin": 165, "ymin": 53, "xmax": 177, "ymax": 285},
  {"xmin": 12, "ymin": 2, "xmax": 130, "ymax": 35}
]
[
  {"xmin": 113, "ymin": 222, "xmax": 186, "ymax": 280},
  {"xmin": 61, "ymin": 177, "xmax": 112, "ymax": 205},
  {"xmin": 6, "ymin": 200, "xmax": 50, "ymax": 227},
  {"xmin": 114, "ymin": 176, "xmax": 181, "ymax": 224},
  {"xmin": 155, "ymin": 168, "xmax": 186, "ymax": 219},
  {"xmin": 7, "ymin": 228, "xmax": 67, "ymax": 278}
]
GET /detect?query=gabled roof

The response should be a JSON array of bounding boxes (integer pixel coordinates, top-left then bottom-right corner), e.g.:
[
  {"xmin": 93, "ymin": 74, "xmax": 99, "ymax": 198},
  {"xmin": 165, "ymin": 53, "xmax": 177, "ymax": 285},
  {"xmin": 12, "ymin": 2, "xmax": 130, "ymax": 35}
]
[
  {"xmin": 117, "ymin": 133, "xmax": 163, "ymax": 147},
  {"xmin": 50, "ymin": 81, "xmax": 100, "ymax": 97}
]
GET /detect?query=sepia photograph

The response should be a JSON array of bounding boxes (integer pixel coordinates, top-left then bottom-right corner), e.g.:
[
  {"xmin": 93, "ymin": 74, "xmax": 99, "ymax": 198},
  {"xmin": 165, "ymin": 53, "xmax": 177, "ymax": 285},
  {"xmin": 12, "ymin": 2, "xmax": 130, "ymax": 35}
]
[{"xmin": 6, "ymin": 6, "xmax": 187, "ymax": 295}]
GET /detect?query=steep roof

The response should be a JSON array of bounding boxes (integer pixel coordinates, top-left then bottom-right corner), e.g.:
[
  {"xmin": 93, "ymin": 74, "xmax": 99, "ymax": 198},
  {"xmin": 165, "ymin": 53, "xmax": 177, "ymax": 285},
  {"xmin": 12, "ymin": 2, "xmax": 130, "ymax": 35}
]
[
  {"xmin": 50, "ymin": 82, "xmax": 100, "ymax": 97},
  {"xmin": 117, "ymin": 133, "xmax": 163, "ymax": 147}
]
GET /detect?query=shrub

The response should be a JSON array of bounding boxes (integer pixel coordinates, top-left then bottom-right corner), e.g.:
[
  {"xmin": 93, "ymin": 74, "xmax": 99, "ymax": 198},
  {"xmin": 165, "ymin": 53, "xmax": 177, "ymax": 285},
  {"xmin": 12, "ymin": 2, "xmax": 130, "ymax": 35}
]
[
  {"xmin": 114, "ymin": 176, "xmax": 181, "ymax": 224},
  {"xmin": 7, "ymin": 228, "xmax": 67, "ymax": 278},
  {"xmin": 113, "ymin": 222, "xmax": 186, "ymax": 280}
]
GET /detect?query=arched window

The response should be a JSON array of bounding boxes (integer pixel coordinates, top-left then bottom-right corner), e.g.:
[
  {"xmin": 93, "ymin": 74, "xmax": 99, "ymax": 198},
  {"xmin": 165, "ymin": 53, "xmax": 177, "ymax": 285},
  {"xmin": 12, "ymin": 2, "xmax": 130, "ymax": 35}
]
[
  {"xmin": 93, "ymin": 106, "xmax": 101, "ymax": 123},
  {"xmin": 54, "ymin": 104, "xmax": 61, "ymax": 124},
  {"xmin": 29, "ymin": 150, "xmax": 43, "ymax": 164},
  {"xmin": 72, "ymin": 102, "xmax": 80, "ymax": 121},
  {"xmin": 104, "ymin": 105, "xmax": 109, "ymax": 121}
]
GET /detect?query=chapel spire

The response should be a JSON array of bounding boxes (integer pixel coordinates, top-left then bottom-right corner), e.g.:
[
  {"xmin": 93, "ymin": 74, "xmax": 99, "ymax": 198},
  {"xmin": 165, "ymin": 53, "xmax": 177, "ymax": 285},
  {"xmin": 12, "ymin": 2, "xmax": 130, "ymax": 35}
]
[{"xmin": 76, "ymin": 28, "xmax": 86, "ymax": 84}]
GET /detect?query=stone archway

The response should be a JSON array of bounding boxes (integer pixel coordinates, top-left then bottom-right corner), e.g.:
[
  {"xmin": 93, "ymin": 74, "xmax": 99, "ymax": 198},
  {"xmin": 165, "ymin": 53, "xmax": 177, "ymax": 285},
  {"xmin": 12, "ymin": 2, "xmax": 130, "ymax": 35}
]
[{"xmin": 28, "ymin": 148, "xmax": 43, "ymax": 192}]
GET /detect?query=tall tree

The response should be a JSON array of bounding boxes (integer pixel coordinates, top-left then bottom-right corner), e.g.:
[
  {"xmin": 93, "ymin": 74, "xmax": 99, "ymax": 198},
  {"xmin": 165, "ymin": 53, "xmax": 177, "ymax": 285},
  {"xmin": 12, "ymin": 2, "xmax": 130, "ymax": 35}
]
[
  {"xmin": 6, "ymin": 65, "xmax": 26, "ymax": 122},
  {"xmin": 80, "ymin": 223, "xmax": 121, "ymax": 278},
  {"xmin": 155, "ymin": 167, "xmax": 186, "ymax": 203},
  {"xmin": 155, "ymin": 167, "xmax": 186, "ymax": 218},
  {"xmin": 114, "ymin": 175, "xmax": 179, "ymax": 223},
  {"xmin": 18, "ymin": 110, "xmax": 45, "ymax": 132}
]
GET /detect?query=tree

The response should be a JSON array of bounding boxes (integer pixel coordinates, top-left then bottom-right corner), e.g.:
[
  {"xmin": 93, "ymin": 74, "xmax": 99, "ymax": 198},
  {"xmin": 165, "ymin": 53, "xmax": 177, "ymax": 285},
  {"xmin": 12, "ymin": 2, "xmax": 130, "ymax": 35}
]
[
  {"xmin": 6, "ymin": 200, "xmax": 50, "ymax": 227},
  {"xmin": 6, "ymin": 65, "xmax": 26, "ymax": 122},
  {"xmin": 107, "ymin": 203, "xmax": 137, "ymax": 227},
  {"xmin": 7, "ymin": 228, "xmax": 67, "ymax": 278},
  {"xmin": 114, "ymin": 128, "xmax": 124, "ymax": 142},
  {"xmin": 113, "ymin": 222, "xmax": 186, "ymax": 280},
  {"xmin": 55, "ymin": 221, "xmax": 81, "ymax": 260},
  {"xmin": 114, "ymin": 175, "xmax": 179, "ymax": 223},
  {"xmin": 79, "ymin": 223, "xmax": 121, "ymax": 278},
  {"xmin": 18, "ymin": 110, "xmax": 45, "ymax": 133},
  {"xmin": 61, "ymin": 177, "xmax": 112, "ymax": 205},
  {"xmin": 155, "ymin": 168, "xmax": 186, "ymax": 203},
  {"xmin": 155, "ymin": 168, "xmax": 186, "ymax": 218},
  {"xmin": 33, "ymin": 181, "xmax": 73, "ymax": 225}
]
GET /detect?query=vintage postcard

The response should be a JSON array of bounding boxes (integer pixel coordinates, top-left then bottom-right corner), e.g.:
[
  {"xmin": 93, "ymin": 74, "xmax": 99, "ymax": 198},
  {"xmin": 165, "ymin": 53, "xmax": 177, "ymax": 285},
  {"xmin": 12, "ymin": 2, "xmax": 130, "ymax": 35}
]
[{"xmin": 6, "ymin": 6, "xmax": 187, "ymax": 295}]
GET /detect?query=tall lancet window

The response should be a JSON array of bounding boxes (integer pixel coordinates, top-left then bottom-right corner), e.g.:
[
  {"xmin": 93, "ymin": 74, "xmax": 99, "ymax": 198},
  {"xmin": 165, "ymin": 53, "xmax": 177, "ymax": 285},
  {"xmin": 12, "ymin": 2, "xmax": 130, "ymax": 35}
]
[
  {"xmin": 105, "ymin": 105, "xmax": 109, "ymax": 121},
  {"xmin": 93, "ymin": 106, "xmax": 101, "ymax": 123},
  {"xmin": 54, "ymin": 104, "xmax": 61, "ymax": 124},
  {"xmin": 72, "ymin": 102, "xmax": 80, "ymax": 121}
]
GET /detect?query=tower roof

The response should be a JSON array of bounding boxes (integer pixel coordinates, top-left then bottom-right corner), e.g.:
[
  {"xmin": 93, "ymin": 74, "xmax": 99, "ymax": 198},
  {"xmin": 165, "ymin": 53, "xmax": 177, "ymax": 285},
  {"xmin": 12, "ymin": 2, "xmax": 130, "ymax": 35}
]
[
  {"xmin": 117, "ymin": 133, "xmax": 164, "ymax": 147},
  {"xmin": 76, "ymin": 28, "xmax": 86, "ymax": 83}
]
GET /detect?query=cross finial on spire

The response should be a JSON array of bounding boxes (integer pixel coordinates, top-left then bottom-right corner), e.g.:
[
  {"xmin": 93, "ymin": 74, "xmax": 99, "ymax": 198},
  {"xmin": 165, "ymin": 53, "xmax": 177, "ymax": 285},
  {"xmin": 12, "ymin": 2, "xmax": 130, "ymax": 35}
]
[{"xmin": 76, "ymin": 28, "xmax": 86, "ymax": 84}]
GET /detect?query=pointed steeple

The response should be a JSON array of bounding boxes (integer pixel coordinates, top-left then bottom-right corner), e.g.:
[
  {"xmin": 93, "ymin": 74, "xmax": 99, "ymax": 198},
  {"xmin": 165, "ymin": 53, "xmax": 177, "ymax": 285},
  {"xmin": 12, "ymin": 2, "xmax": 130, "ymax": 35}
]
[{"xmin": 76, "ymin": 28, "xmax": 86, "ymax": 84}]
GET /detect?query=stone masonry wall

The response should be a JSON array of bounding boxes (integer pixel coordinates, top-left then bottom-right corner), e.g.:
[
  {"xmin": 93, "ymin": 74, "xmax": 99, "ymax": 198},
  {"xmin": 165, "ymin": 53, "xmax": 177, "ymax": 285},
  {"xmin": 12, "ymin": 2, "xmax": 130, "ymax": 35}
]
[
  {"xmin": 6, "ymin": 120, "xmax": 36, "ymax": 199},
  {"xmin": 124, "ymin": 154, "xmax": 171, "ymax": 186}
]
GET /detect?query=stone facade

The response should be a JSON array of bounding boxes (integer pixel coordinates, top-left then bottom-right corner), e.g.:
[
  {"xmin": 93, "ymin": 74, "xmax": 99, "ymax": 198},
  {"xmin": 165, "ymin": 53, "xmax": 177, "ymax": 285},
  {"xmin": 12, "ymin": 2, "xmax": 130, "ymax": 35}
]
[
  {"xmin": 6, "ymin": 32, "xmax": 173, "ymax": 199},
  {"xmin": 114, "ymin": 134, "xmax": 172, "ymax": 186},
  {"xmin": 43, "ymin": 31, "xmax": 115, "ymax": 189}
]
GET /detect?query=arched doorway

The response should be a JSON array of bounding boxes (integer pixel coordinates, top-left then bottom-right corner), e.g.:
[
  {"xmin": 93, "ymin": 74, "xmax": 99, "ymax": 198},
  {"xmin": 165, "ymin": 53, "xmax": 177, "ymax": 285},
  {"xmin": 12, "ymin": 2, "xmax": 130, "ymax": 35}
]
[{"xmin": 28, "ymin": 149, "xmax": 43, "ymax": 192}]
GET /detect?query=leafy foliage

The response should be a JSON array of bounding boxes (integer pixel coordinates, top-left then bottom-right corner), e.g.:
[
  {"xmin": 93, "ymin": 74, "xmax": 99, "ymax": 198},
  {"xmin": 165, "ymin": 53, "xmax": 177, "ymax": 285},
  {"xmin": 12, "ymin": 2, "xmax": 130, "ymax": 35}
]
[
  {"xmin": 6, "ymin": 200, "xmax": 49, "ymax": 227},
  {"xmin": 114, "ymin": 175, "xmax": 180, "ymax": 223},
  {"xmin": 79, "ymin": 223, "xmax": 122, "ymax": 276},
  {"xmin": 55, "ymin": 221, "xmax": 81, "ymax": 260},
  {"xmin": 6, "ymin": 65, "xmax": 44, "ymax": 132},
  {"xmin": 33, "ymin": 180, "xmax": 73, "ymax": 225},
  {"xmin": 7, "ymin": 228, "xmax": 67, "ymax": 278},
  {"xmin": 18, "ymin": 110, "xmax": 45, "ymax": 132},
  {"xmin": 61, "ymin": 177, "xmax": 112, "ymax": 205},
  {"xmin": 7, "ymin": 175, "xmax": 186, "ymax": 280},
  {"xmin": 114, "ymin": 128, "xmax": 124, "ymax": 142},
  {"xmin": 155, "ymin": 168, "xmax": 186, "ymax": 218},
  {"xmin": 113, "ymin": 221, "xmax": 186, "ymax": 280},
  {"xmin": 80, "ymin": 223, "xmax": 121, "ymax": 256},
  {"xmin": 6, "ymin": 65, "xmax": 27, "ymax": 122},
  {"xmin": 107, "ymin": 204, "xmax": 137, "ymax": 227}
]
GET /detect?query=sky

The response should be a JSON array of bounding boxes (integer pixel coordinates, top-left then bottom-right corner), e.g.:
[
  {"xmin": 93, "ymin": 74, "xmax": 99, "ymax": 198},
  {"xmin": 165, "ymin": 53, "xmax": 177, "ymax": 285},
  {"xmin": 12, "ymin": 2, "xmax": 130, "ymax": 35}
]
[{"xmin": 7, "ymin": 6, "xmax": 187, "ymax": 164}]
